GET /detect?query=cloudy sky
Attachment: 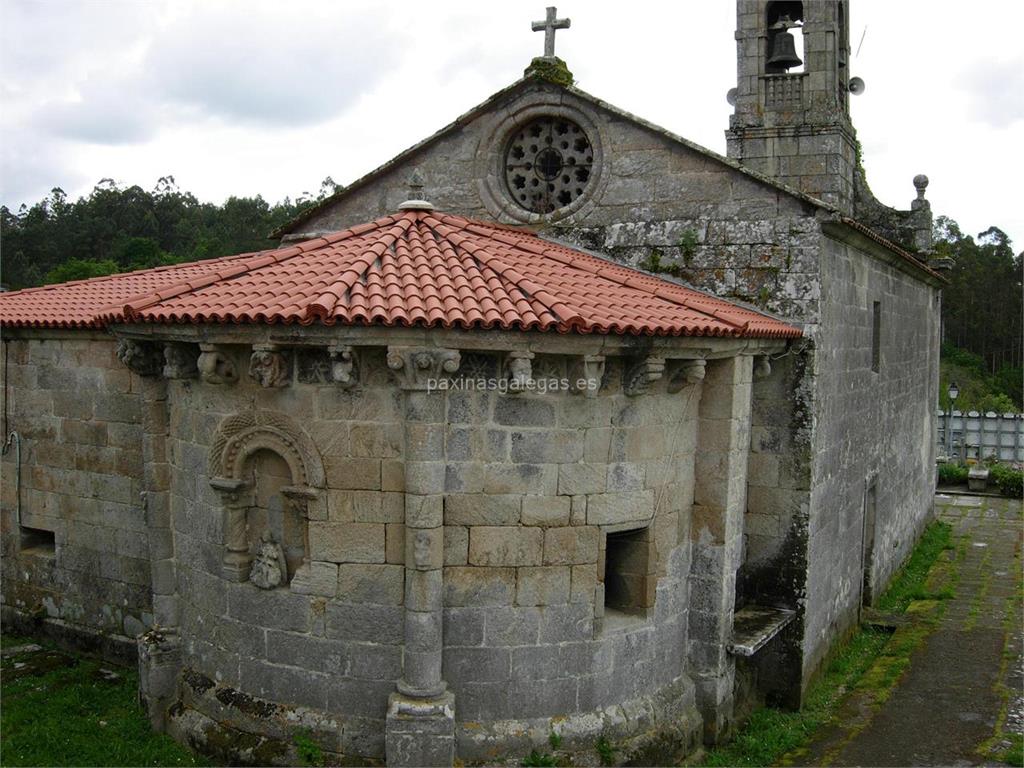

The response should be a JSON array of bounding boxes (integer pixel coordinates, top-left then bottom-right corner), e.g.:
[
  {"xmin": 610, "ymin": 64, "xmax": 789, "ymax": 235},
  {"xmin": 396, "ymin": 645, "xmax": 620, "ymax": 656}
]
[{"xmin": 2, "ymin": 0, "xmax": 1022, "ymax": 247}]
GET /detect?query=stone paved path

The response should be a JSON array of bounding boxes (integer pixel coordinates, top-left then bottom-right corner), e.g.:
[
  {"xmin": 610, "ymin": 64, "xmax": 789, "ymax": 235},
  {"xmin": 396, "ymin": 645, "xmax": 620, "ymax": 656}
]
[{"xmin": 797, "ymin": 494, "xmax": 1022, "ymax": 767}]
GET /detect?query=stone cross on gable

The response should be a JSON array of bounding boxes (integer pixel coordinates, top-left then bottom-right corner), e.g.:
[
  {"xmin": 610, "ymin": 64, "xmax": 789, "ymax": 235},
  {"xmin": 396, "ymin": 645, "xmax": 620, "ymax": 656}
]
[{"xmin": 532, "ymin": 6, "xmax": 570, "ymax": 59}]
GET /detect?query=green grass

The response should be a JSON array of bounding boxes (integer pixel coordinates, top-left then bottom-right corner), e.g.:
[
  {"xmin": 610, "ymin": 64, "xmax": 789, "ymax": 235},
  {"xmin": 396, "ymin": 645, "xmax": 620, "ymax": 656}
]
[
  {"xmin": 699, "ymin": 521, "xmax": 954, "ymax": 767},
  {"xmin": 995, "ymin": 733, "xmax": 1024, "ymax": 767},
  {"xmin": 876, "ymin": 522, "xmax": 953, "ymax": 613},
  {"xmin": 0, "ymin": 638, "xmax": 204, "ymax": 767}
]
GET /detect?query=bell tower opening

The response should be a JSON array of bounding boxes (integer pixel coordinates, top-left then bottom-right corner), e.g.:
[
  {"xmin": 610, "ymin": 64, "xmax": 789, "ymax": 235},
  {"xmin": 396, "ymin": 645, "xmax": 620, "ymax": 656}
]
[
  {"xmin": 726, "ymin": 0, "xmax": 858, "ymax": 215},
  {"xmin": 765, "ymin": 2, "xmax": 804, "ymax": 74}
]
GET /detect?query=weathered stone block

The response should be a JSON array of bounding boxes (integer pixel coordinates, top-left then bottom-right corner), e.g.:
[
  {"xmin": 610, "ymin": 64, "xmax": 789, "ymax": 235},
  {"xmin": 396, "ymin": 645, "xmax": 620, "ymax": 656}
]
[
  {"xmin": 326, "ymin": 602, "xmax": 404, "ymax": 643},
  {"xmin": 516, "ymin": 566, "xmax": 571, "ymax": 606},
  {"xmin": 226, "ymin": 584, "xmax": 311, "ymax": 633},
  {"xmin": 291, "ymin": 561, "xmax": 339, "ymax": 597},
  {"xmin": 385, "ymin": 523, "xmax": 405, "ymax": 564},
  {"xmin": 543, "ymin": 526, "xmax": 600, "ymax": 565},
  {"xmin": 493, "ymin": 397, "xmax": 555, "ymax": 427},
  {"xmin": 571, "ymin": 564, "xmax": 598, "ymax": 604},
  {"xmin": 443, "ymin": 525, "xmax": 468, "ymax": 565},
  {"xmin": 381, "ymin": 459, "xmax": 405, "ymax": 491},
  {"xmin": 483, "ymin": 463, "xmax": 558, "ymax": 495},
  {"xmin": 558, "ymin": 463, "xmax": 607, "ymax": 496},
  {"xmin": 325, "ymin": 457, "xmax": 381, "ymax": 490},
  {"xmin": 443, "ymin": 566, "xmax": 516, "ymax": 607},
  {"xmin": 445, "ymin": 494, "xmax": 521, "ymax": 526},
  {"xmin": 338, "ymin": 563, "xmax": 405, "ymax": 604},
  {"xmin": 443, "ymin": 607, "xmax": 485, "ymax": 646},
  {"xmin": 309, "ymin": 522, "xmax": 385, "ymax": 563},
  {"xmin": 351, "ymin": 423, "xmax": 402, "ymax": 458},
  {"xmin": 521, "ymin": 495, "xmax": 571, "ymax": 527},
  {"xmin": 443, "ymin": 646, "xmax": 510, "ymax": 684},
  {"xmin": 468, "ymin": 527, "xmax": 543, "ymax": 567},
  {"xmin": 510, "ymin": 430, "xmax": 584, "ymax": 464},
  {"xmin": 586, "ymin": 490, "xmax": 655, "ymax": 526}
]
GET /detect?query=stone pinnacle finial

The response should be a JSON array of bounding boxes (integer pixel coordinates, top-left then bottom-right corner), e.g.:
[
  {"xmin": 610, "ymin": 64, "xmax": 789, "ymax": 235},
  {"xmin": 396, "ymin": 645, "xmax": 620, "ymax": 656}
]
[
  {"xmin": 532, "ymin": 7, "xmax": 570, "ymax": 59},
  {"xmin": 913, "ymin": 174, "xmax": 929, "ymax": 201},
  {"xmin": 399, "ymin": 170, "xmax": 434, "ymax": 211}
]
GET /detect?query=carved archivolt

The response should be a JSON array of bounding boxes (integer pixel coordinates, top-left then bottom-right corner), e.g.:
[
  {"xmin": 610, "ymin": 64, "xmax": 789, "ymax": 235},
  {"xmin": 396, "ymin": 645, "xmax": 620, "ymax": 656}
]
[{"xmin": 208, "ymin": 411, "xmax": 325, "ymax": 489}]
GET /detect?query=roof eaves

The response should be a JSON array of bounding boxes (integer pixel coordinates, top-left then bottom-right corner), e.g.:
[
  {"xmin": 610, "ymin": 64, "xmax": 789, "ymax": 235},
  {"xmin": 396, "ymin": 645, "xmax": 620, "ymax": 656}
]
[
  {"xmin": 826, "ymin": 217, "xmax": 948, "ymax": 285},
  {"xmin": 534, "ymin": 232, "xmax": 803, "ymax": 338}
]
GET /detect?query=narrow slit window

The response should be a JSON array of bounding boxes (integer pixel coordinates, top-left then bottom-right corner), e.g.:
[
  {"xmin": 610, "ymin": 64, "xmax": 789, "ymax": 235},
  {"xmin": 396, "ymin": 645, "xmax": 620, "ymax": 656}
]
[
  {"xmin": 603, "ymin": 527, "xmax": 654, "ymax": 617},
  {"xmin": 20, "ymin": 526, "xmax": 55, "ymax": 557},
  {"xmin": 871, "ymin": 301, "xmax": 881, "ymax": 373}
]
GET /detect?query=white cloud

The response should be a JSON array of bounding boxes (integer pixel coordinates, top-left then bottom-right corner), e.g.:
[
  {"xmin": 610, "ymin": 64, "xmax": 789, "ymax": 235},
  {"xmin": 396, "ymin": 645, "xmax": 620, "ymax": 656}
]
[{"xmin": 1, "ymin": 0, "xmax": 1021, "ymax": 249}]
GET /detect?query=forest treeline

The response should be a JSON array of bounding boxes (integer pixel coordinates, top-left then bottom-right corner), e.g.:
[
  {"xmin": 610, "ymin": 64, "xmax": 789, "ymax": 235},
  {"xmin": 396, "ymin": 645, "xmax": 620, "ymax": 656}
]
[
  {"xmin": 0, "ymin": 176, "xmax": 341, "ymax": 289},
  {"xmin": 1, "ymin": 179, "xmax": 1021, "ymax": 408}
]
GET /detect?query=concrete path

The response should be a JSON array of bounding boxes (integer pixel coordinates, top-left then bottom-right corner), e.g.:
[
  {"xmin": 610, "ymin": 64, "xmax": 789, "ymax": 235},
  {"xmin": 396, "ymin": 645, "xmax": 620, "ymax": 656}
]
[{"xmin": 796, "ymin": 493, "xmax": 1022, "ymax": 767}]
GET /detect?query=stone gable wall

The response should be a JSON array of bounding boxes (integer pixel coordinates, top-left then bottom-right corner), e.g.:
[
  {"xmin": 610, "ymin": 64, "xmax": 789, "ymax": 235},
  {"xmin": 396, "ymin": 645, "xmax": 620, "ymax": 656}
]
[
  {"xmin": 0, "ymin": 335, "xmax": 151, "ymax": 648},
  {"xmin": 294, "ymin": 83, "xmax": 824, "ymax": 324}
]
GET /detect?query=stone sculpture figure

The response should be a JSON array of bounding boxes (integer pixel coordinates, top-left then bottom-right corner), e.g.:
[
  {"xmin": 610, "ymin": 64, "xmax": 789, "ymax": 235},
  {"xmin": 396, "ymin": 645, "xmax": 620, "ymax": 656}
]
[
  {"xmin": 249, "ymin": 349, "xmax": 290, "ymax": 388},
  {"xmin": 249, "ymin": 530, "xmax": 288, "ymax": 589}
]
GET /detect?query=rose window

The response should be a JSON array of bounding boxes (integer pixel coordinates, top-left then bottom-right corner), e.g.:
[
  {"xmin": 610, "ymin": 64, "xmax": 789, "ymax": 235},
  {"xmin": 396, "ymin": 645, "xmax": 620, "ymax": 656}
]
[{"xmin": 504, "ymin": 117, "xmax": 594, "ymax": 213}]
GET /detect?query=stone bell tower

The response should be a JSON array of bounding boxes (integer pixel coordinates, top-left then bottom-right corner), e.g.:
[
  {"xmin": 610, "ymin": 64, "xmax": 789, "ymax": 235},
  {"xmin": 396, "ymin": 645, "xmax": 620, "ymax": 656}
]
[{"xmin": 726, "ymin": 0, "xmax": 858, "ymax": 215}]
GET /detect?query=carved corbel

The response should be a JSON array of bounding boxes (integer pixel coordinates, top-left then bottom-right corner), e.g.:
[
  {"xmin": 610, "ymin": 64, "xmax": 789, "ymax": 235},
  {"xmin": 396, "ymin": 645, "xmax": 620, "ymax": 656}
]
[
  {"xmin": 504, "ymin": 350, "xmax": 535, "ymax": 392},
  {"xmin": 623, "ymin": 355, "xmax": 666, "ymax": 396},
  {"xmin": 666, "ymin": 359, "xmax": 707, "ymax": 393},
  {"xmin": 570, "ymin": 354, "xmax": 605, "ymax": 398},
  {"xmin": 753, "ymin": 355, "xmax": 772, "ymax": 380},
  {"xmin": 249, "ymin": 345, "xmax": 291, "ymax": 388},
  {"xmin": 116, "ymin": 339, "xmax": 163, "ymax": 377},
  {"xmin": 198, "ymin": 344, "xmax": 238, "ymax": 386},
  {"xmin": 163, "ymin": 342, "xmax": 199, "ymax": 379},
  {"xmin": 386, "ymin": 347, "xmax": 461, "ymax": 390},
  {"xmin": 329, "ymin": 344, "xmax": 359, "ymax": 389}
]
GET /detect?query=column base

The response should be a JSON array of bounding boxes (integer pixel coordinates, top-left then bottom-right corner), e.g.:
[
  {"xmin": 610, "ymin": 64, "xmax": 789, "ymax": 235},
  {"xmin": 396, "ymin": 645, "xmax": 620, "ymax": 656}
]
[
  {"xmin": 138, "ymin": 629, "xmax": 182, "ymax": 731},
  {"xmin": 385, "ymin": 691, "xmax": 456, "ymax": 768},
  {"xmin": 222, "ymin": 555, "xmax": 251, "ymax": 582}
]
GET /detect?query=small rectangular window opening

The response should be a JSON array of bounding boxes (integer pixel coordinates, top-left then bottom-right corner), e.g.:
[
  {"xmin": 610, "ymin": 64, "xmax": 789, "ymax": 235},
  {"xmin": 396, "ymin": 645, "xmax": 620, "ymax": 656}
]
[
  {"xmin": 603, "ymin": 527, "xmax": 654, "ymax": 618},
  {"xmin": 871, "ymin": 301, "xmax": 881, "ymax": 373},
  {"xmin": 20, "ymin": 526, "xmax": 55, "ymax": 557}
]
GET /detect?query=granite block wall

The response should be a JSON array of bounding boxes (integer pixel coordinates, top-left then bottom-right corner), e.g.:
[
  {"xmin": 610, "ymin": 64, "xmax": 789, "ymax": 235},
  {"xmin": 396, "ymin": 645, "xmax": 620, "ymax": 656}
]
[
  {"xmin": 0, "ymin": 334, "xmax": 151, "ymax": 648},
  {"xmin": 801, "ymin": 235, "xmax": 940, "ymax": 683},
  {"xmin": 158, "ymin": 340, "xmax": 704, "ymax": 761}
]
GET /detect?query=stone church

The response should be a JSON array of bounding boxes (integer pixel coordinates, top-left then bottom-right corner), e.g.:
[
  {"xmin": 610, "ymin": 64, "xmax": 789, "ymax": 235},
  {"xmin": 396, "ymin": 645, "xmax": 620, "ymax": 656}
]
[{"xmin": 0, "ymin": 2, "xmax": 944, "ymax": 765}]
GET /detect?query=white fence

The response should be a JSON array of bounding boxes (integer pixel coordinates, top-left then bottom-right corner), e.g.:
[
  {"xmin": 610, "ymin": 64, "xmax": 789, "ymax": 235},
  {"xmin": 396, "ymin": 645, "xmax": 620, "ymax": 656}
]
[{"xmin": 937, "ymin": 410, "xmax": 1024, "ymax": 462}]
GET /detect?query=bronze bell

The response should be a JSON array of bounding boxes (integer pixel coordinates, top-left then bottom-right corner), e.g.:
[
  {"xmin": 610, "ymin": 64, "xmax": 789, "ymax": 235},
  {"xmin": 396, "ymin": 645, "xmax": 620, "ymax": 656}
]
[{"xmin": 767, "ymin": 28, "xmax": 802, "ymax": 70}]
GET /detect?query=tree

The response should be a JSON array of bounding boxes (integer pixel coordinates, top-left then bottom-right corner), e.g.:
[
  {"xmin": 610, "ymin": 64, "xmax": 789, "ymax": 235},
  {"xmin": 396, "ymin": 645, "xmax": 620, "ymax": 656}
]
[{"xmin": 935, "ymin": 216, "xmax": 1023, "ymax": 373}]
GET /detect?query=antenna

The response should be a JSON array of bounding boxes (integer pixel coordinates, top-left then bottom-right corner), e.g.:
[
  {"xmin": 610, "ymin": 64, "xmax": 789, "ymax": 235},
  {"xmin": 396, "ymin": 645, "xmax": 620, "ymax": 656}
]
[{"xmin": 855, "ymin": 25, "xmax": 867, "ymax": 57}]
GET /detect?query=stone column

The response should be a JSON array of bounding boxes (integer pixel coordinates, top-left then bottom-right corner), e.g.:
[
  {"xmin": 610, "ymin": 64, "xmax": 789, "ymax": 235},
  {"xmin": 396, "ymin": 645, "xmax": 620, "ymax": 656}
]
[
  {"xmin": 213, "ymin": 478, "xmax": 251, "ymax": 581},
  {"xmin": 687, "ymin": 355, "xmax": 753, "ymax": 745},
  {"xmin": 137, "ymin": 369, "xmax": 181, "ymax": 730},
  {"xmin": 385, "ymin": 347, "xmax": 458, "ymax": 768}
]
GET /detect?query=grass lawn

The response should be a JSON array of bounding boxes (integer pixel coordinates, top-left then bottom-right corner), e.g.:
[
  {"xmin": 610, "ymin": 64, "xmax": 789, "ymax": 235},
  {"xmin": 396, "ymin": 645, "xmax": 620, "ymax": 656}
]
[
  {"xmin": 699, "ymin": 520, "xmax": 954, "ymax": 767},
  {"xmin": 0, "ymin": 635, "xmax": 204, "ymax": 767}
]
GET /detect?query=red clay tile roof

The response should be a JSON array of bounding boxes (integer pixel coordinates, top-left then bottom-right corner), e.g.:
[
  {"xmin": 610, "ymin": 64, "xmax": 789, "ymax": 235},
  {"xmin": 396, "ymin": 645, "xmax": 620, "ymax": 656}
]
[{"xmin": 0, "ymin": 210, "xmax": 801, "ymax": 339}]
